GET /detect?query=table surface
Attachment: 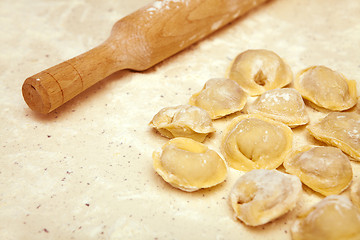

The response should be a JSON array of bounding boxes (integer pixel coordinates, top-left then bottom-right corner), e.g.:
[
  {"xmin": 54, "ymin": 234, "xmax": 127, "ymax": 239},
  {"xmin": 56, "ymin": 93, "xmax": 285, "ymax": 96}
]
[{"xmin": 1, "ymin": 0, "xmax": 360, "ymax": 239}]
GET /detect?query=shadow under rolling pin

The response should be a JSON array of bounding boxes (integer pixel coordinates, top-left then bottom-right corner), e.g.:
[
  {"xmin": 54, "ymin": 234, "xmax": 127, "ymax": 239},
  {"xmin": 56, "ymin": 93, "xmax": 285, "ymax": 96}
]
[{"xmin": 22, "ymin": 0, "xmax": 269, "ymax": 114}]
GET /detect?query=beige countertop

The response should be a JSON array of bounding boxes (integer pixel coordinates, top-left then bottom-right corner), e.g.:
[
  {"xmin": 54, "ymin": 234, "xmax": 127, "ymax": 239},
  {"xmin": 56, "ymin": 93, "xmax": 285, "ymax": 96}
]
[{"xmin": 1, "ymin": 0, "xmax": 360, "ymax": 239}]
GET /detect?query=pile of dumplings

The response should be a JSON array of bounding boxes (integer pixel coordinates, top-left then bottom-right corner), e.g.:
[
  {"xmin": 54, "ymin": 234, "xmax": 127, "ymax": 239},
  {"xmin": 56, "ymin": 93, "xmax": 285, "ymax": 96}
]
[{"xmin": 149, "ymin": 49, "xmax": 360, "ymax": 239}]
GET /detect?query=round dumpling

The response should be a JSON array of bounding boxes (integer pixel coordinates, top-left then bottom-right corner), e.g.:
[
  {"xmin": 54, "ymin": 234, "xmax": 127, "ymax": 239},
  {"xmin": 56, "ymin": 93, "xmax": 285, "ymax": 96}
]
[
  {"xmin": 284, "ymin": 146, "xmax": 353, "ymax": 196},
  {"xmin": 153, "ymin": 137, "xmax": 228, "ymax": 192},
  {"xmin": 227, "ymin": 49, "xmax": 293, "ymax": 96},
  {"xmin": 307, "ymin": 112, "xmax": 360, "ymax": 161},
  {"xmin": 291, "ymin": 195, "xmax": 360, "ymax": 240},
  {"xmin": 247, "ymin": 88, "xmax": 309, "ymax": 127},
  {"xmin": 294, "ymin": 65, "xmax": 357, "ymax": 111},
  {"xmin": 229, "ymin": 169, "xmax": 302, "ymax": 226},
  {"xmin": 351, "ymin": 179, "xmax": 360, "ymax": 209},
  {"xmin": 221, "ymin": 114, "xmax": 293, "ymax": 171},
  {"xmin": 189, "ymin": 78, "xmax": 247, "ymax": 119},
  {"xmin": 149, "ymin": 104, "xmax": 215, "ymax": 142}
]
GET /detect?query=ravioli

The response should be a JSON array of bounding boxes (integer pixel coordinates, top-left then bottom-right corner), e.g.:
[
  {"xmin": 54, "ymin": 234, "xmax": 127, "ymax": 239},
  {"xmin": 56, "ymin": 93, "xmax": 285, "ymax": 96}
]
[
  {"xmin": 149, "ymin": 104, "xmax": 215, "ymax": 142},
  {"xmin": 221, "ymin": 114, "xmax": 293, "ymax": 171},
  {"xmin": 153, "ymin": 137, "xmax": 228, "ymax": 192},
  {"xmin": 227, "ymin": 49, "xmax": 293, "ymax": 96},
  {"xmin": 307, "ymin": 112, "xmax": 360, "ymax": 161},
  {"xmin": 294, "ymin": 65, "xmax": 357, "ymax": 111},
  {"xmin": 247, "ymin": 88, "xmax": 309, "ymax": 127},
  {"xmin": 291, "ymin": 195, "xmax": 360, "ymax": 240},
  {"xmin": 229, "ymin": 169, "xmax": 302, "ymax": 226},
  {"xmin": 351, "ymin": 179, "xmax": 360, "ymax": 209},
  {"xmin": 189, "ymin": 78, "xmax": 247, "ymax": 119},
  {"xmin": 284, "ymin": 146, "xmax": 353, "ymax": 196}
]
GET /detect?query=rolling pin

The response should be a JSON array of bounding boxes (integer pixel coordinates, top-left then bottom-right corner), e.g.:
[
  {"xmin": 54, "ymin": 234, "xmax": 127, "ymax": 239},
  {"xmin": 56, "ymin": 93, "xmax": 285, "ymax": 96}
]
[{"xmin": 22, "ymin": 0, "xmax": 269, "ymax": 114}]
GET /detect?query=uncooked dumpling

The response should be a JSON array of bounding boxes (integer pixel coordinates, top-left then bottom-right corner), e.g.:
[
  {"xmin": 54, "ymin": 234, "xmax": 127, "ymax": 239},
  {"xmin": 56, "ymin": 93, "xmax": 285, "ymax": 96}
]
[
  {"xmin": 153, "ymin": 137, "xmax": 228, "ymax": 192},
  {"xmin": 284, "ymin": 146, "xmax": 353, "ymax": 196},
  {"xmin": 351, "ymin": 179, "xmax": 360, "ymax": 209},
  {"xmin": 291, "ymin": 195, "xmax": 360, "ymax": 240},
  {"xmin": 221, "ymin": 114, "xmax": 293, "ymax": 171},
  {"xmin": 307, "ymin": 112, "xmax": 360, "ymax": 161},
  {"xmin": 247, "ymin": 88, "xmax": 309, "ymax": 127},
  {"xmin": 149, "ymin": 104, "xmax": 215, "ymax": 142},
  {"xmin": 294, "ymin": 65, "xmax": 357, "ymax": 111},
  {"xmin": 189, "ymin": 78, "xmax": 247, "ymax": 119},
  {"xmin": 227, "ymin": 49, "xmax": 293, "ymax": 96},
  {"xmin": 229, "ymin": 169, "xmax": 302, "ymax": 226}
]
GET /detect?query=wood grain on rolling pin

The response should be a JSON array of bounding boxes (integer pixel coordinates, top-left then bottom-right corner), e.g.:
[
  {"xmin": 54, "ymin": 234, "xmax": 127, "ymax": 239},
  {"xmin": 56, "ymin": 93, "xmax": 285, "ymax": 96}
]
[{"xmin": 22, "ymin": 0, "xmax": 269, "ymax": 114}]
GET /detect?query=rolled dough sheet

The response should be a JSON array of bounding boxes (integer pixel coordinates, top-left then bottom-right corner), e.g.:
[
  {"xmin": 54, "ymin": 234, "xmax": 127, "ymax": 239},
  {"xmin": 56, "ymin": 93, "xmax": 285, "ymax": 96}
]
[{"xmin": 0, "ymin": 0, "xmax": 359, "ymax": 239}]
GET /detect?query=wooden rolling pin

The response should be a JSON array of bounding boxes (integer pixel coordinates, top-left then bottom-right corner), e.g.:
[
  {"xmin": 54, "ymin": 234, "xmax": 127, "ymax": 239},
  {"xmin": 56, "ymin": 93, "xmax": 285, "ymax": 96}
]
[{"xmin": 22, "ymin": 0, "xmax": 268, "ymax": 114}]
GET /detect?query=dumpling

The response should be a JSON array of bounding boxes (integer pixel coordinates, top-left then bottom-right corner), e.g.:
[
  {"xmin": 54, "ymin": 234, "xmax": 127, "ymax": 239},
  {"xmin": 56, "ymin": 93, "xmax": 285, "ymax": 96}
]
[
  {"xmin": 221, "ymin": 114, "xmax": 293, "ymax": 171},
  {"xmin": 291, "ymin": 195, "xmax": 360, "ymax": 240},
  {"xmin": 294, "ymin": 65, "xmax": 357, "ymax": 111},
  {"xmin": 189, "ymin": 78, "xmax": 247, "ymax": 119},
  {"xmin": 227, "ymin": 49, "xmax": 293, "ymax": 96},
  {"xmin": 307, "ymin": 112, "xmax": 360, "ymax": 161},
  {"xmin": 149, "ymin": 104, "xmax": 215, "ymax": 142},
  {"xmin": 284, "ymin": 146, "xmax": 353, "ymax": 196},
  {"xmin": 247, "ymin": 88, "xmax": 309, "ymax": 127},
  {"xmin": 229, "ymin": 169, "xmax": 302, "ymax": 226},
  {"xmin": 153, "ymin": 137, "xmax": 228, "ymax": 192},
  {"xmin": 351, "ymin": 179, "xmax": 360, "ymax": 209}
]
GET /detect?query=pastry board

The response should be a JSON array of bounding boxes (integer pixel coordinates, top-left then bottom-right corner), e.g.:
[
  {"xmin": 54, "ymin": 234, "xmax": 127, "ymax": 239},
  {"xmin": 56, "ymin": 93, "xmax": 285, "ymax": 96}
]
[{"xmin": 0, "ymin": 0, "xmax": 360, "ymax": 239}]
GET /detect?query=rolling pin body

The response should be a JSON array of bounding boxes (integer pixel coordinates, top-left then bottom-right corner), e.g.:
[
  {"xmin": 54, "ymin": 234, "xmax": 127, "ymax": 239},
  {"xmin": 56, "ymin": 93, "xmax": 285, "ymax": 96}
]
[{"xmin": 22, "ymin": 0, "xmax": 268, "ymax": 114}]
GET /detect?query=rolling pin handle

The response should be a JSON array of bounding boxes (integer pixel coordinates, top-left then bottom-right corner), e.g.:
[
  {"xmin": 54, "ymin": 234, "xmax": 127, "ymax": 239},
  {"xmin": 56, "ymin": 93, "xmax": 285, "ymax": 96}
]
[{"xmin": 22, "ymin": 42, "xmax": 124, "ymax": 114}]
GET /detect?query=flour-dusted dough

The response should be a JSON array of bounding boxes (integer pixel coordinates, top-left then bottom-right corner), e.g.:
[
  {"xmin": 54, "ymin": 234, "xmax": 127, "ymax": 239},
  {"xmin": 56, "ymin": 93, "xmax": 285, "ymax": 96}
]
[
  {"xmin": 227, "ymin": 49, "xmax": 293, "ymax": 96},
  {"xmin": 149, "ymin": 104, "xmax": 215, "ymax": 142},
  {"xmin": 229, "ymin": 169, "xmax": 302, "ymax": 226},
  {"xmin": 307, "ymin": 112, "xmax": 360, "ymax": 161},
  {"xmin": 284, "ymin": 146, "xmax": 353, "ymax": 196},
  {"xmin": 351, "ymin": 179, "xmax": 360, "ymax": 209},
  {"xmin": 294, "ymin": 65, "xmax": 357, "ymax": 111},
  {"xmin": 247, "ymin": 88, "xmax": 309, "ymax": 127},
  {"xmin": 221, "ymin": 114, "xmax": 293, "ymax": 171},
  {"xmin": 189, "ymin": 78, "xmax": 247, "ymax": 119},
  {"xmin": 291, "ymin": 195, "xmax": 360, "ymax": 240},
  {"xmin": 153, "ymin": 137, "xmax": 228, "ymax": 192}
]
